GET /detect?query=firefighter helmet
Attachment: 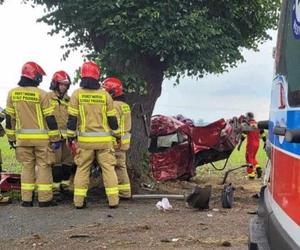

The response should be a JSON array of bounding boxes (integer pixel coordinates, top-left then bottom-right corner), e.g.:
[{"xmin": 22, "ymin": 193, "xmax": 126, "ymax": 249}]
[
  {"xmin": 102, "ymin": 77, "xmax": 124, "ymax": 97},
  {"xmin": 80, "ymin": 61, "xmax": 100, "ymax": 80},
  {"xmin": 21, "ymin": 61, "xmax": 46, "ymax": 84},
  {"xmin": 50, "ymin": 70, "xmax": 71, "ymax": 90}
]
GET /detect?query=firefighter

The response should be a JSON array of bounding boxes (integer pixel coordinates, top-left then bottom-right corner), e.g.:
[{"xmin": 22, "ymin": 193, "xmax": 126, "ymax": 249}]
[
  {"xmin": 0, "ymin": 109, "xmax": 5, "ymax": 173},
  {"xmin": 0, "ymin": 109, "xmax": 12, "ymax": 205},
  {"xmin": 5, "ymin": 61, "xmax": 61, "ymax": 207},
  {"xmin": 47, "ymin": 71, "xmax": 75, "ymax": 199},
  {"xmin": 67, "ymin": 61, "xmax": 119, "ymax": 209},
  {"xmin": 102, "ymin": 77, "xmax": 131, "ymax": 199},
  {"xmin": 239, "ymin": 112, "xmax": 266, "ymax": 179}
]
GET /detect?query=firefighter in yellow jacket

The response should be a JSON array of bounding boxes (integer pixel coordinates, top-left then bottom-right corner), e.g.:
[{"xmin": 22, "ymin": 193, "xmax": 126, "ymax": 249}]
[
  {"xmin": 0, "ymin": 109, "xmax": 5, "ymax": 172},
  {"xmin": 67, "ymin": 61, "xmax": 119, "ymax": 209},
  {"xmin": 0, "ymin": 109, "xmax": 12, "ymax": 205},
  {"xmin": 47, "ymin": 71, "xmax": 75, "ymax": 198},
  {"xmin": 5, "ymin": 61, "xmax": 61, "ymax": 207},
  {"xmin": 102, "ymin": 77, "xmax": 132, "ymax": 199}
]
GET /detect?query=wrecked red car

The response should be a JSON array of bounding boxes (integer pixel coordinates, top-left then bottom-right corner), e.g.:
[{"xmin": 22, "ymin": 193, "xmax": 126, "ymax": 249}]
[
  {"xmin": 0, "ymin": 172, "xmax": 21, "ymax": 192},
  {"xmin": 149, "ymin": 115, "xmax": 243, "ymax": 181}
]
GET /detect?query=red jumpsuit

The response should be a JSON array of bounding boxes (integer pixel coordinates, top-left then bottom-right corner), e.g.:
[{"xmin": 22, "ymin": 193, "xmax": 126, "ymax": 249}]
[{"xmin": 246, "ymin": 119, "xmax": 260, "ymax": 167}]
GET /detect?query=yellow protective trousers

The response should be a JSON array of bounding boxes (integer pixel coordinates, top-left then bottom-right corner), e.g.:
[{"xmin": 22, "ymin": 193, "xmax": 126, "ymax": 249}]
[
  {"xmin": 115, "ymin": 150, "xmax": 131, "ymax": 198},
  {"xmin": 73, "ymin": 148, "xmax": 119, "ymax": 207},
  {"xmin": 16, "ymin": 146, "xmax": 54, "ymax": 202}
]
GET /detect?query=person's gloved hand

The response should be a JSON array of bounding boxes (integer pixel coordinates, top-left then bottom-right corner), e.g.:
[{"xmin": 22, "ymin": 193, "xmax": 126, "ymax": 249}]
[
  {"xmin": 51, "ymin": 141, "xmax": 62, "ymax": 150},
  {"xmin": 9, "ymin": 140, "xmax": 16, "ymax": 149}
]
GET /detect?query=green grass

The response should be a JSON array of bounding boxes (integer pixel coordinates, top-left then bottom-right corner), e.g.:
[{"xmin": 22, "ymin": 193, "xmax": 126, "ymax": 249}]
[
  {"xmin": 0, "ymin": 136, "xmax": 21, "ymax": 173},
  {"xmin": 196, "ymin": 142, "xmax": 267, "ymax": 178}
]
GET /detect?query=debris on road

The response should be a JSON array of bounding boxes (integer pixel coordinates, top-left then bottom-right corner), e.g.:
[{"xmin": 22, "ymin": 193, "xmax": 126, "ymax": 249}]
[
  {"xmin": 69, "ymin": 234, "xmax": 90, "ymax": 239},
  {"xmin": 156, "ymin": 198, "xmax": 173, "ymax": 211},
  {"xmin": 186, "ymin": 185, "xmax": 212, "ymax": 210}
]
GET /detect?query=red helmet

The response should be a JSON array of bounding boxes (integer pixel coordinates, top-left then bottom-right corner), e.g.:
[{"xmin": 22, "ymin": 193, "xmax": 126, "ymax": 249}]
[
  {"xmin": 21, "ymin": 61, "xmax": 46, "ymax": 84},
  {"xmin": 102, "ymin": 77, "xmax": 124, "ymax": 97},
  {"xmin": 80, "ymin": 61, "xmax": 100, "ymax": 80},
  {"xmin": 50, "ymin": 70, "xmax": 71, "ymax": 90}
]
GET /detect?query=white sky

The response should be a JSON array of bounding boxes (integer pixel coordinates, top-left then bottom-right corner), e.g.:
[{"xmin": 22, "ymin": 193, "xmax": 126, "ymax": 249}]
[{"xmin": 0, "ymin": 1, "xmax": 276, "ymax": 123}]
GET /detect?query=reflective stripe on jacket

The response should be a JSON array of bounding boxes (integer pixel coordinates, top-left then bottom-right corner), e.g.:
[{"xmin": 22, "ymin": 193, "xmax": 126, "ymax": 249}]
[
  {"xmin": 6, "ymin": 86, "xmax": 60, "ymax": 146},
  {"xmin": 67, "ymin": 88, "xmax": 116, "ymax": 149},
  {"xmin": 113, "ymin": 101, "xmax": 131, "ymax": 151},
  {"xmin": 47, "ymin": 91, "xmax": 70, "ymax": 138}
]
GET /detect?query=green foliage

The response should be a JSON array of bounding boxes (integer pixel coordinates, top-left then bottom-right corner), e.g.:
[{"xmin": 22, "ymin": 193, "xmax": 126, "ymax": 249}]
[
  {"xmin": 0, "ymin": 136, "xmax": 21, "ymax": 173},
  {"xmin": 24, "ymin": 0, "xmax": 280, "ymax": 85}
]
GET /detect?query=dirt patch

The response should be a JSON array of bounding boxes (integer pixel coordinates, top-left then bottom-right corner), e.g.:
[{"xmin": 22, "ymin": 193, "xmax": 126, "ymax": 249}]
[{"xmin": 0, "ymin": 176, "xmax": 261, "ymax": 249}]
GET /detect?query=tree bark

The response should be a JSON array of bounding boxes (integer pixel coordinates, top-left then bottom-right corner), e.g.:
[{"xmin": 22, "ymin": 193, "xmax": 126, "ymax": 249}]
[{"xmin": 125, "ymin": 56, "xmax": 165, "ymax": 188}]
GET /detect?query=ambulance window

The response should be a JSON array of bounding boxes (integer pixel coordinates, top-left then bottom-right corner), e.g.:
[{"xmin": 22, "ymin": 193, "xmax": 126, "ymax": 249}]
[{"xmin": 279, "ymin": 0, "xmax": 300, "ymax": 106}]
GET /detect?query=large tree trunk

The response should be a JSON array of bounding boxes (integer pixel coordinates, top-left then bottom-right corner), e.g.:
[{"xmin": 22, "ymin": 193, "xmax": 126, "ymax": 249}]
[{"xmin": 125, "ymin": 57, "xmax": 165, "ymax": 188}]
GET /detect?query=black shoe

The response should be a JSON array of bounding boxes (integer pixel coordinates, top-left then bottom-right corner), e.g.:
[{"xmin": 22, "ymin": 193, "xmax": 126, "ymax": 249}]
[
  {"xmin": 21, "ymin": 201, "xmax": 33, "ymax": 207},
  {"xmin": 256, "ymin": 167, "xmax": 262, "ymax": 178},
  {"xmin": 109, "ymin": 205, "xmax": 118, "ymax": 209},
  {"xmin": 75, "ymin": 205, "xmax": 86, "ymax": 209},
  {"xmin": 38, "ymin": 200, "xmax": 58, "ymax": 207}
]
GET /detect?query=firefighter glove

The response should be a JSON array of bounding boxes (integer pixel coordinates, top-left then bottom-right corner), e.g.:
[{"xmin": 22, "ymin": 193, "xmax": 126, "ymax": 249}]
[{"xmin": 51, "ymin": 141, "xmax": 62, "ymax": 150}]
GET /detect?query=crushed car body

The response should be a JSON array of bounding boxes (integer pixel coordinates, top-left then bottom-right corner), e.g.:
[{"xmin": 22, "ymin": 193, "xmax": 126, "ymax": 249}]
[{"xmin": 149, "ymin": 114, "xmax": 244, "ymax": 181}]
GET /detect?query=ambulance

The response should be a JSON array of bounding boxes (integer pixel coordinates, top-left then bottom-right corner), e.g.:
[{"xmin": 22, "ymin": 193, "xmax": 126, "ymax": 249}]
[{"xmin": 250, "ymin": 1, "xmax": 300, "ymax": 249}]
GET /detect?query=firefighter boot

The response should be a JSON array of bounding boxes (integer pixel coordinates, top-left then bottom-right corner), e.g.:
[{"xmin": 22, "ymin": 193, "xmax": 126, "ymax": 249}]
[
  {"xmin": 247, "ymin": 165, "xmax": 256, "ymax": 179},
  {"xmin": 38, "ymin": 200, "xmax": 58, "ymax": 207},
  {"xmin": 75, "ymin": 198, "xmax": 87, "ymax": 209},
  {"xmin": 21, "ymin": 201, "xmax": 33, "ymax": 207},
  {"xmin": 21, "ymin": 191, "xmax": 35, "ymax": 207}
]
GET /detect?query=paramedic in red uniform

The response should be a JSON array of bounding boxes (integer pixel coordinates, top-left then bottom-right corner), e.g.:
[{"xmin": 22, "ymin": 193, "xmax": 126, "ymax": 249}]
[{"xmin": 239, "ymin": 112, "xmax": 266, "ymax": 179}]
